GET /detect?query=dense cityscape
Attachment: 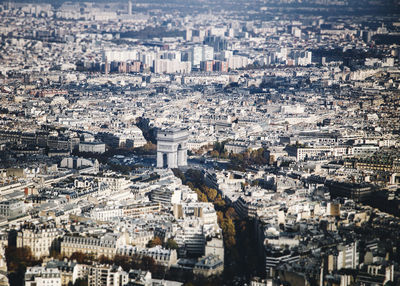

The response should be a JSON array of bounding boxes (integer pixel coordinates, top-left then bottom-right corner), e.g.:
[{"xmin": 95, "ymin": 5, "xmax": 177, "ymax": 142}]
[{"xmin": 0, "ymin": 0, "xmax": 400, "ymax": 285}]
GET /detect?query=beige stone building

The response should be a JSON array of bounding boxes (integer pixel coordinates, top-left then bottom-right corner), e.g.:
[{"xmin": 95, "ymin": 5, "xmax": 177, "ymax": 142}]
[
  {"xmin": 17, "ymin": 223, "xmax": 61, "ymax": 259},
  {"xmin": 61, "ymin": 233, "xmax": 129, "ymax": 259}
]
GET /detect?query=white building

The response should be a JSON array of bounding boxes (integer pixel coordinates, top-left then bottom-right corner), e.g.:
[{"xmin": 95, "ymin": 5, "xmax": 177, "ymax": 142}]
[
  {"xmin": 78, "ymin": 142, "xmax": 106, "ymax": 153},
  {"xmin": 153, "ymin": 59, "xmax": 191, "ymax": 74},
  {"xmin": 88, "ymin": 264, "xmax": 128, "ymax": 286},
  {"xmin": 0, "ymin": 199, "xmax": 25, "ymax": 218},
  {"xmin": 337, "ymin": 241, "xmax": 359, "ymax": 270},
  {"xmin": 190, "ymin": 46, "xmax": 203, "ymax": 66},
  {"xmin": 202, "ymin": 46, "xmax": 214, "ymax": 62},
  {"xmin": 25, "ymin": 266, "xmax": 61, "ymax": 286},
  {"xmin": 17, "ymin": 224, "xmax": 61, "ymax": 259},
  {"xmin": 90, "ymin": 206, "xmax": 123, "ymax": 221},
  {"xmin": 117, "ymin": 245, "xmax": 178, "ymax": 267},
  {"xmin": 150, "ymin": 188, "xmax": 182, "ymax": 206}
]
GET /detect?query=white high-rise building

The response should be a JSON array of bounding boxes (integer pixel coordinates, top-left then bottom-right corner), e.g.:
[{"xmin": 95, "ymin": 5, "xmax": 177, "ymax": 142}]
[
  {"xmin": 337, "ymin": 241, "xmax": 359, "ymax": 270},
  {"xmin": 141, "ymin": 52, "xmax": 157, "ymax": 68},
  {"xmin": 185, "ymin": 28, "xmax": 192, "ymax": 41},
  {"xmin": 154, "ymin": 59, "xmax": 191, "ymax": 74},
  {"xmin": 128, "ymin": 0, "xmax": 132, "ymax": 15},
  {"xmin": 190, "ymin": 46, "xmax": 214, "ymax": 67},
  {"xmin": 190, "ymin": 46, "xmax": 203, "ymax": 66},
  {"xmin": 102, "ymin": 50, "xmax": 138, "ymax": 62},
  {"xmin": 202, "ymin": 46, "xmax": 214, "ymax": 61}
]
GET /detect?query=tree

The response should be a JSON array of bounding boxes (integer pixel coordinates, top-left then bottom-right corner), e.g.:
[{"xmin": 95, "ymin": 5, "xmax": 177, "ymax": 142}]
[
  {"xmin": 166, "ymin": 238, "xmax": 179, "ymax": 250},
  {"xmin": 225, "ymin": 207, "xmax": 238, "ymax": 221},
  {"xmin": 214, "ymin": 198, "xmax": 226, "ymax": 208},
  {"xmin": 113, "ymin": 254, "xmax": 131, "ymax": 271},
  {"xmin": 205, "ymin": 187, "xmax": 218, "ymax": 201},
  {"xmin": 69, "ymin": 252, "xmax": 91, "ymax": 264},
  {"xmin": 50, "ymin": 249, "xmax": 62, "ymax": 260},
  {"xmin": 187, "ymin": 182, "xmax": 194, "ymax": 190},
  {"xmin": 221, "ymin": 218, "xmax": 236, "ymax": 249},
  {"xmin": 74, "ymin": 278, "xmax": 88, "ymax": 286},
  {"xmin": 98, "ymin": 255, "xmax": 111, "ymax": 265},
  {"xmin": 147, "ymin": 236, "xmax": 162, "ymax": 248},
  {"xmin": 217, "ymin": 211, "xmax": 224, "ymax": 225},
  {"xmin": 238, "ymin": 220, "xmax": 247, "ymax": 232},
  {"xmin": 214, "ymin": 194, "xmax": 226, "ymax": 208},
  {"xmin": 193, "ymin": 187, "xmax": 208, "ymax": 202},
  {"xmin": 198, "ymin": 192, "xmax": 208, "ymax": 202},
  {"xmin": 210, "ymin": 150, "xmax": 220, "ymax": 157},
  {"xmin": 141, "ymin": 256, "xmax": 156, "ymax": 272},
  {"xmin": 143, "ymin": 142, "xmax": 156, "ymax": 152},
  {"xmin": 5, "ymin": 246, "xmax": 41, "ymax": 286},
  {"xmin": 172, "ymin": 168, "xmax": 186, "ymax": 183},
  {"xmin": 225, "ymin": 235, "xmax": 236, "ymax": 249},
  {"xmin": 185, "ymin": 169, "xmax": 204, "ymax": 187}
]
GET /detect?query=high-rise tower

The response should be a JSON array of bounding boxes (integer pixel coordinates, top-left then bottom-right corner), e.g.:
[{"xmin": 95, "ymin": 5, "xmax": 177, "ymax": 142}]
[{"xmin": 128, "ymin": 0, "xmax": 132, "ymax": 16}]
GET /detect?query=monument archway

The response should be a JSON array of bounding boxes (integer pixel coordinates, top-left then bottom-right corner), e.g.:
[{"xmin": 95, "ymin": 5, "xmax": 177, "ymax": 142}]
[{"xmin": 156, "ymin": 128, "xmax": 188, "ymax": 168}]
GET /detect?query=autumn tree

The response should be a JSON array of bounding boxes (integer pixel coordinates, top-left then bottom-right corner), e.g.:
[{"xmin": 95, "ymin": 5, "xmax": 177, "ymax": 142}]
[
  {"xmin": 194, "ymin": 188, "xmax": 208, "ymax": 202},
  {"xmin": 221, "ymin": 218, "xmax": 236, "ymax": 248},
  {"xmin": 147, "ymin": 236, "xmax": 162, "ymax": 248},
  {"xmin": 216, "ymin": 211, "xmax": 224, "ymax": 224},
  {"xmin": 187, "ymin": 182, "xmax": 195, "ymax": 190},
  {"xmin": 142, "ymin": 142, "xmax": 156, "ymax": 152},
  {"xmin": 210, "ymin": 150, "xmax": 220, "ymax": 157},
  {"xmin": 204, "ymin": 187, "xmax": 218, "ymax": 201},
  {"xmin": 225, "ymin": 207, "xmax": 238, "ymax": 221},
  {"xmin": 214, "ymin": 194, "xmax": 226, "ymax": 209}
]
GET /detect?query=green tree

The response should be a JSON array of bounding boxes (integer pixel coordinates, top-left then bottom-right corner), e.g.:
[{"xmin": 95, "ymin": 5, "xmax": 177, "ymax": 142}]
[{"xmin": 166, "ymin": 238, "xmax": 179, "ymax": 250}]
